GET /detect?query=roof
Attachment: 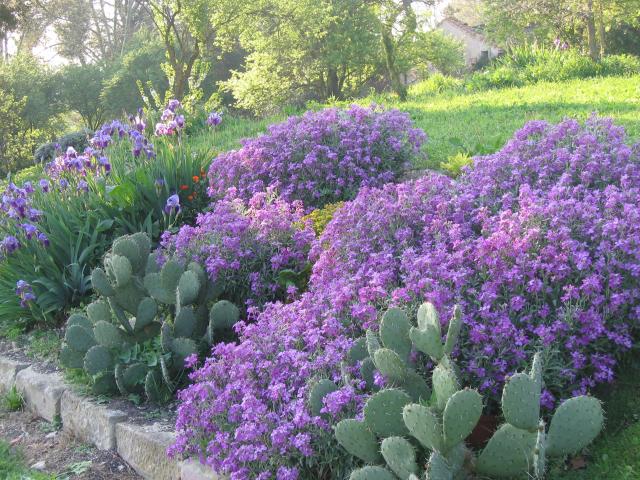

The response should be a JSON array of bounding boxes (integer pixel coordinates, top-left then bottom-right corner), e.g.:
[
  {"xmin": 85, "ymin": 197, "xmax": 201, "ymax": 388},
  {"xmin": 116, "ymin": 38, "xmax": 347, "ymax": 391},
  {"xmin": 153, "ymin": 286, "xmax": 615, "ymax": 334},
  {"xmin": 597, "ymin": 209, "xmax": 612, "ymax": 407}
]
[{"xmin": 437, "ymin": 16, "xmax": 489, "ymax": 42}]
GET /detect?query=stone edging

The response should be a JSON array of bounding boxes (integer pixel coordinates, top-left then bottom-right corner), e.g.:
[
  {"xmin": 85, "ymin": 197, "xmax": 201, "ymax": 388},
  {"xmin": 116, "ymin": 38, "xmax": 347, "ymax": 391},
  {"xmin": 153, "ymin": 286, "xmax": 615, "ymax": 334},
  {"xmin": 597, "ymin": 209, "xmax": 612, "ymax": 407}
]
[{"xmin": 0, "ymin": 355, "xmax": 220, "ymax": 480}]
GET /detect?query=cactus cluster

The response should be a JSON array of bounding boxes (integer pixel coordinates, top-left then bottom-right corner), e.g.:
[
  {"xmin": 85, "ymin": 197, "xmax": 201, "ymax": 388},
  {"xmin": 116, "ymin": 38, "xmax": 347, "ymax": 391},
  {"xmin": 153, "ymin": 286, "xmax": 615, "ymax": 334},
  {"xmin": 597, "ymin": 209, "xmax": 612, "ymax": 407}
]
[
  {"xmin": 60, "ymin": 232, "xmax": 240, "ymax": 402},
  {"xmin": 313, "ymin": 303, "xmax": 604, "ymax": 480}
]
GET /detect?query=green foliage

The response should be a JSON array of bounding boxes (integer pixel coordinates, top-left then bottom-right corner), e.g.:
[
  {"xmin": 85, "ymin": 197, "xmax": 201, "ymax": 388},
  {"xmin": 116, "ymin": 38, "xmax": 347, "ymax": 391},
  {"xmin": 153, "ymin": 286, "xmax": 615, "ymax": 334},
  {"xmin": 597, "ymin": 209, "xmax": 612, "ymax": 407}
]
[
  {"xmin": 58, "ymin": 232, "xmax": 240, "ymax": 403},
  {"xmin": 2, "ymin": 385, "xmax": 23, "ymax": 411},
  {"xmin": 440, "ymin": 152, "xmax": 472, "ymax": 177},
  {"xmin": 34, "ymin": 130, "xmax": 90, "ymax": 164},
  {"xmin": 411, "ymin": 30, "xmax": 466, "ymax": 77},
  {"xmin": 0, "ymin": 440, "xmax": 54, "ymax": 480},
  {"xmin": 319, "ymin": 303, "xmax": 604, "ymax": 479},
  {"xmin": 56, "ymin": 64, "xmax": 109, "ymax": 130},
  {"xmin": 302, "ymin": 202, "xmax": 344, "ymax": 236},
  {"xmin": 0, "ymin": 91, "xmax": 41, "ymax": 175}
]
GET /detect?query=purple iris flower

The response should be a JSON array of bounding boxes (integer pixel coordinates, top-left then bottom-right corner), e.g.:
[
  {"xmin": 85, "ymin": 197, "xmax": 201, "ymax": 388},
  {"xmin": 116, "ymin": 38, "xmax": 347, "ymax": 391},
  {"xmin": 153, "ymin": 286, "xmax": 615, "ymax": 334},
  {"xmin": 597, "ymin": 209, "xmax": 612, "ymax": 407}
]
[
  {"xmin": 37, "ymin": 232, "xmax": 49, "ymax": 247},
  {"xmin": 206, "ymin": 112, "xmax": 223, "ymax": 127},
  {"xmin": 164, "ymin": 194, "xmax": 181, "ymax": 214}
]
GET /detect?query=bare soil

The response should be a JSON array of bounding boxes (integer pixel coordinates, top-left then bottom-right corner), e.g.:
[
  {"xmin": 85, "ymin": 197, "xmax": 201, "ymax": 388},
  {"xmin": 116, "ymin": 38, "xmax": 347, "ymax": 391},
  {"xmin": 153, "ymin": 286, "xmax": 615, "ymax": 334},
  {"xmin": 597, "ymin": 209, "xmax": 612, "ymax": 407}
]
[{"xmin": 0, "ymin": 406, "xmax": 141, "ymax": 479}]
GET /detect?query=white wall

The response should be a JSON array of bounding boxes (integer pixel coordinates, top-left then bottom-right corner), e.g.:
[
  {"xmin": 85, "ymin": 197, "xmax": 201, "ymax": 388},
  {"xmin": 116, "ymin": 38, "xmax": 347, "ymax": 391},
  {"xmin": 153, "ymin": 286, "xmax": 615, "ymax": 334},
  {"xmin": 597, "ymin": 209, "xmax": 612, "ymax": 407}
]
[{"xmin": 438, "ymin": 20, "xmax": 500, "ymax": 66}]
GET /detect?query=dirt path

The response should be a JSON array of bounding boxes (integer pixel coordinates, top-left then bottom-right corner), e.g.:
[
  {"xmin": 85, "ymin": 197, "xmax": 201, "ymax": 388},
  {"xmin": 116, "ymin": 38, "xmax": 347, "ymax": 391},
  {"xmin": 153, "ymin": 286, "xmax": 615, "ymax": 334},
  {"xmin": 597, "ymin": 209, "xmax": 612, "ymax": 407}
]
[{"xmin": 0, "ymin": 406, "xmax": 141, "ymax": 479}]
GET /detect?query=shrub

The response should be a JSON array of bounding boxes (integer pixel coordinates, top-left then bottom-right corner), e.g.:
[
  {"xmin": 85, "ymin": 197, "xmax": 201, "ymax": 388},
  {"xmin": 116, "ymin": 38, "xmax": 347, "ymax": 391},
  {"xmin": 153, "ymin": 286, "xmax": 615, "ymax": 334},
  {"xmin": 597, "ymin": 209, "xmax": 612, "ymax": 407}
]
[
  {"xmin": 34, "ymin": 130, "xmax": 91, "ymax": 164},
  {"xmin": 328, "ymin": 304, "xmax": 603, "ymax": 480},
  {"xmin": 207, "ymin": 105, "xmax": 427, "ymax": 211},
  {"xmin": 0, "ymin": 101, "xmax": 217, "ymax": 330},
  {"xmin": 158, "ymin": 193, "xmax": 315, "ymax": 314},
  {"xmin": 467, "ymin": 46, "xmax": 640, "ymax": 91},
  {"xmin": 172, "ymin": 117, "xmax": 640, "ymax": 479},
  {"xmin": 59, "ymin": 232, "xmax": 241, "ymax": 402},
  {"xmin": 301, "ymin": 202, "xmax": 344, "ymax": 236},
  {"xmin": 0, "ymin": 91, "xmax": 43, "ymax": 176}
]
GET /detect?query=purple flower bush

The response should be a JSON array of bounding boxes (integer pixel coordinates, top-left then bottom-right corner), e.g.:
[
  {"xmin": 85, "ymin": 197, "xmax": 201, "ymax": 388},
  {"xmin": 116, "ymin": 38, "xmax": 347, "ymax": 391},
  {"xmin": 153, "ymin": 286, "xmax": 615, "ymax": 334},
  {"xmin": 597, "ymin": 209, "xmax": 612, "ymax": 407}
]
[
  {"xmin": 207, "ymin": 104, "xmax": 426, "ymax": 210},
  {"xmin": 171, "ymin": 117, "xmax": 640, "ymax": 479},
  {"xmin": 158, "ymin": 191, "xmax": 315, "ymax": 313}
]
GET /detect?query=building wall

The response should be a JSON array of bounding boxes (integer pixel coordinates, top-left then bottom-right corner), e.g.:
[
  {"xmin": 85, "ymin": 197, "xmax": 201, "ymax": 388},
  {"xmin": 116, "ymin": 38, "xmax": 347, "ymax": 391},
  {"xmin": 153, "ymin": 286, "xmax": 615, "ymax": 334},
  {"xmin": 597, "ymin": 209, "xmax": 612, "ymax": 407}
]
[{"xmin": 438, "ymin": 20, "xmax": 501, "ymax": 67}]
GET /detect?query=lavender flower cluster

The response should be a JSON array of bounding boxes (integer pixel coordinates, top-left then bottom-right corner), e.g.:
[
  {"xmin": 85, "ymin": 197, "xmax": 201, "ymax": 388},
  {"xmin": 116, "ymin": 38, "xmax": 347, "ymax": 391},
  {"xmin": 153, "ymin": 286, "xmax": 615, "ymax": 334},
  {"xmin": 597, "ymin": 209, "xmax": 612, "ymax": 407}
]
[
  {"xmin": 171, "ymin": 117, "xmax": 640, "ymax": 479},
  {"xmin": 158, "ymin": 191, "xmax": 315, "ymax": 314},
  {"xmin": 207, "ymin": 104, "xmax": 426, "ymax": 210}
]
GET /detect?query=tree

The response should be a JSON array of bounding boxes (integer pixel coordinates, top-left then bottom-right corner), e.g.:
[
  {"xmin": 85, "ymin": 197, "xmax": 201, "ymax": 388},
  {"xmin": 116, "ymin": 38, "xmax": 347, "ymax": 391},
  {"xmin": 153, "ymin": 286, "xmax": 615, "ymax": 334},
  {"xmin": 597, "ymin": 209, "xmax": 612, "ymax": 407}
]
[
  {"xmin": 0, "ymin": 91, "xmax": 41, "ymax": 175},
  {"xmin": 223, "ymin": 0, "xmax": 380, "ymax": 114},
  {"xmin": 57, "ymin": 63, "xmax": 109, "ymax": 130}
]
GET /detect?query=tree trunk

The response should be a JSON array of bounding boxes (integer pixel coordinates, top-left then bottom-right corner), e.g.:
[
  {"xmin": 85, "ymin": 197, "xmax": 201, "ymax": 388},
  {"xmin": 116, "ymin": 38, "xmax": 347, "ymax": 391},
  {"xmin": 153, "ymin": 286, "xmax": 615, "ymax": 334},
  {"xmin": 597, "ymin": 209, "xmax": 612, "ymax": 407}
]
[
  {"xmin": 172, "ymin": 68, "xmax": 187, "ymax": 100},
  {"xmin": 596, "ymin": 0, "xmax": 606, "ymax": 56},
  {"xmin": 586, "ymin": 0, "xmax": 600, "ymax": 61},
  {"xmin": 326, "ymin": 67, "xmax": 342, "ymax": 99},
  {"xmin": 381, "ymin": 30, "xmax": 407, "ymax": 101}
]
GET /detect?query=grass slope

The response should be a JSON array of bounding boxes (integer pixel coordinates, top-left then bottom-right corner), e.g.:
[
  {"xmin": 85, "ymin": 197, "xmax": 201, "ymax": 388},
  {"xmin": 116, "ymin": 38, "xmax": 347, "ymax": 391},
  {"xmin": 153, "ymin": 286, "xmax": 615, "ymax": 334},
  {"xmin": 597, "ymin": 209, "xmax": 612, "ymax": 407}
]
[{"xmin": 190, "ymin": 75, "xmax": 640, "ymax": 172}]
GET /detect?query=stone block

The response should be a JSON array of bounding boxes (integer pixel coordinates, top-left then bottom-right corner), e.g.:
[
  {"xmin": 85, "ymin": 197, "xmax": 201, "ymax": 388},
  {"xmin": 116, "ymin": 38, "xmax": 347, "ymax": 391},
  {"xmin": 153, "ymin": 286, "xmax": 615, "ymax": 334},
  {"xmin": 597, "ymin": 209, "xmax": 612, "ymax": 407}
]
[
  {"xmin": 0, "ymin": 355, "xmax": 29, "ymax": 393},
  {"xmin": 60, "ymin": 390, "xmax": 127, "ymax": 450},
  {"xmin": 180, "ymin": 459, "xmax": 224, "ymax": 480},
  {"xmin": 15, "ymin": 367, "xmax": 66, "ymax": 421},
  {"xmin": 116, "ymin": 422, "xmax": 179, "ymax": 480}
]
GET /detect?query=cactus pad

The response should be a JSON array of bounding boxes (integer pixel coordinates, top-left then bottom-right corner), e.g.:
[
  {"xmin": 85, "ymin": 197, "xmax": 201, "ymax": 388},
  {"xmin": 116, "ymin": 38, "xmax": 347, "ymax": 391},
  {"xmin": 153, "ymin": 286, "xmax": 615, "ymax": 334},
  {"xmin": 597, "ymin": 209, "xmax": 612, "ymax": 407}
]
[
  {"xmin": 379, "ymin": 307, "xmax": 412, "ymax": 361},
  {"xmin": 308, "ymin": 379, "xmax": 338, "ymax": 417},
  {"xmin": 366, "ymin": 330, "xmax": 381, "ymax": 358},
  {"xmin": 360, "ymin": 357, "xmax": 377, "ymax": 390},
  {"xmin": 432, "ymin": 364, "xmax": 459, "ymax": 411},
  {"xmin": 417, "ymin": 302, "xmax": 440, "ymax": 332},
  {"xmin": 67, "ymin": 313, "xmax": 93, "ymax": 331},
  {"xmin": 145, "ymin": 369, "xmax": 172, "ymax": 403},
  {"xmin": 84, "ymin": 345, "xmax": 113, "ymax": 375},
  {"xmin": 171, "ymin": 337, "xmax": 198, "ymax": 368},
  {"xmin": 373, "ymin": 348, "xmax": 407, "ymax": 384},
  {"xmin": 91, "ymin": 372, "xmax": 118, "ymax": 395},
  {"xmin": 135, "ymin": 297, "xmax": 158, "ymax": 331},
  {"xmin": 65, "ymin": 324, "xmax": 96, "ymax": 353},
  {"xmin": 426, "ymin": 451, "xmax": 453, "ymax": 480},
  {"xmin": 209, "ymin": 300, "xmax": 240, "ymax": 330},
  {"xmin": 380, "ymin": 436, "xmax": 418, "ymax": 480},
  {"xmin": 59, "ymin": 345, "xmax": 84, "ymax": 369},
  {"xmin": 402, "ymin": 403, "xmax": 443, "ymax": 452},
  {"xmin": 409, "ymin": 325, "xmax": 443, "ymax": 361},
  {"xmin": 144, "ymin": 272, "xmax": 175, "ymax": 304},
  {"xmin": 442, "ymin": 388, "xmax": 482, "ymax": 451},
  {"xmin": 91, "ymin": 267, "xmax": 115, "ymax": 297},
  {"xmin": 349, "ymin": 466, "xmax": 397, "ymax": 480},
  {"xmin": 501, "ymin": 372, "xmax": 541, "ymax": 431},
  {"xmin": 174, "ymin": 306, "xmax": 197, "ymax": 338},
  {"xmin": 87, "ymin": 300, "xmax": 111, "ymax": 324},
  {"xmin": 109, "ymin": 254, "xmax": 133, "ymax": 288},
  {"xmin": 177, "ymin": 270, "xmax": 200, "ymax": 306},
  {"xmin": 364, "ymin": 389, "xmax": 411, "ymax": 437},
  {"xmin": 348, "ymin": 337, "xmax": 369, "ymax": 364},
  {"xmin": 93, "ymin": 321, "xmax": 123, "ymax": 349},
  {"xmin": 403, "ymin": 370, "xmax": 431, "ymax": 402},
  {"xmin": 476, "ymin": 423, "xmax": 536, "ymax": 478},
  {"xmin": 123, "ymin": 362, "xmax": 147, "ymax": 390},
  {"xmin": 443, "ymin": 305, "xmax": 462, "ymax": 355},
  {"xmin": 534, "ymin": 421, "xmax": 546, "ymax": 479},
  {"xmin": 160, "ymin": 259, "xmax": 184, "ymax": 293},
  {"xmin": 112, "ymin": 237, "xmax": 141, "ymax": 271},
  {"xmin": 334, "ymin": 419, "xmax": 382, "ymax": 464},
  {"xmin": 546, "ymin": 396, "xmax": 603, "ymax": 457}
]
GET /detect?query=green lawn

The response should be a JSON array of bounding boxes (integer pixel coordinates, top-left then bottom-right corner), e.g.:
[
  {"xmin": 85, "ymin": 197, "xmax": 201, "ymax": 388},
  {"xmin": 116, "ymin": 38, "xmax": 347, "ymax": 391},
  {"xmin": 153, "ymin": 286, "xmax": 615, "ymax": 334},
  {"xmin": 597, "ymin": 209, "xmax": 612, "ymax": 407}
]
[
  {"xmin": 367, "ymin": 75, "xmax": 640, "ymax": 169},
  {"xmin": 548, "ymin": 355, "xmax": 640, "ymax": 479}
]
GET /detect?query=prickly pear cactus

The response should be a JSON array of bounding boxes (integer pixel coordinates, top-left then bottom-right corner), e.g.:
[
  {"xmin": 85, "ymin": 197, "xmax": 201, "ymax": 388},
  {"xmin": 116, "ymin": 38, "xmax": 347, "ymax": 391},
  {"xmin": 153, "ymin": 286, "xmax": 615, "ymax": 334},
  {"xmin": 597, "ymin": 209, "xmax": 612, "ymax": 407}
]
[
  {"xmin": 317, "ymin": 303, "xmax": 604, "ymax": 480},
  {"xmin": 59, "ymin": 232, "xmax": 240, "ymax": 403}
]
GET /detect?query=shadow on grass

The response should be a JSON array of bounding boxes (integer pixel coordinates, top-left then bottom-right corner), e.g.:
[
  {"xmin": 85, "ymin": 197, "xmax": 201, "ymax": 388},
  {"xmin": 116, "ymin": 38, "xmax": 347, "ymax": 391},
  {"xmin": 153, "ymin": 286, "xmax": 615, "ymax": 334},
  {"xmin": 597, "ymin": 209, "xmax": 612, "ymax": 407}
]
[{"xmin": 548, "ymin": 353, "xmax": 640, "ymax": 479}]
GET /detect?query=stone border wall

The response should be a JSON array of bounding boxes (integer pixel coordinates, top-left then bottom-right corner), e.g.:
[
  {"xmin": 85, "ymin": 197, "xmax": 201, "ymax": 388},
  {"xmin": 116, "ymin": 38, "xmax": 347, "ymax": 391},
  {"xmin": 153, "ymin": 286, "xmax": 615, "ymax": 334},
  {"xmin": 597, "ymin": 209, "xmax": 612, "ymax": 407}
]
[{"xmin": 0, "ymin": 355, "xmax": 220, "ymax": 480}]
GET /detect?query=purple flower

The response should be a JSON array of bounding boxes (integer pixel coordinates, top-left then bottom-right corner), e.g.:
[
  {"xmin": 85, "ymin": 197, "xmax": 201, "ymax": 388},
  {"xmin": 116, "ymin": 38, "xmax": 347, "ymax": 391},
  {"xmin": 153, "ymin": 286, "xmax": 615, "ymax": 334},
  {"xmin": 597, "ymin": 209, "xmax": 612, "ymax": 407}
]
[
  {"xmin": 37, "ymin": 232, "xmax": 49, "ymax": 247},
  {"xmin": 206, "ymin": 111, "xmax": 223, "ymax": 127},
  {"xmin": 164, "ymin": 194, "xmax": 181, "ymax": 214},
  {"xmin": 15, "ymin": 280, "xmax": 36, "ymax": 308},
  {"xmin": 1, "ymin": 235, "xmax": 20, "ymax": 254},
  {"xmin": 20, "ymin": 223, "xmax": 38, "ymax": 239},
  {"xmin": 78, "ymin": 180, "xmax": 89, "ymax": 193},
  {"xmin": 39, "ymin": 179, "xmax": 50, "ymax": 192},
  {"xmin": 167, "ymin": 99, "xmax": 181, "ymax": 112}
]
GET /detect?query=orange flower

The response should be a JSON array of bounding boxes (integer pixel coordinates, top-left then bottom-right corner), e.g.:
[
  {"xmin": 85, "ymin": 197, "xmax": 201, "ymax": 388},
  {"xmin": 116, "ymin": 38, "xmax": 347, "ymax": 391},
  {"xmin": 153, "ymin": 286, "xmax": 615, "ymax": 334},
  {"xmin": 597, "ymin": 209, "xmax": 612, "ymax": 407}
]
[
  {"xmin": 187, "ymin": 195, "xmax": 194, "ymax": 201},
  {"xmin": 200, "ymin": 168, "xmax": 206, "ymax": 176},
  {"xmin": 192, "ymin": 191, "xmax": 197, "ymax": 197},
  {"xmin": 193, "ymin": 175, "xmax": 200, "ymax": 183},
  {"xmin": 180, "ymin": 185, "xmax": 189, "ymax": 191}
]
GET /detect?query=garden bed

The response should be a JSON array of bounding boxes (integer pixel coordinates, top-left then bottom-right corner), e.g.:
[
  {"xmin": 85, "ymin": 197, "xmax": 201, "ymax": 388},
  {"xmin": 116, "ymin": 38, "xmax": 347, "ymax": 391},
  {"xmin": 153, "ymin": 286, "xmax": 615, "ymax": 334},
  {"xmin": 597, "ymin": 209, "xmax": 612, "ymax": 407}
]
[{"xmin": 0, "ymin": 346, "xmax": 219, "ymax": 480}]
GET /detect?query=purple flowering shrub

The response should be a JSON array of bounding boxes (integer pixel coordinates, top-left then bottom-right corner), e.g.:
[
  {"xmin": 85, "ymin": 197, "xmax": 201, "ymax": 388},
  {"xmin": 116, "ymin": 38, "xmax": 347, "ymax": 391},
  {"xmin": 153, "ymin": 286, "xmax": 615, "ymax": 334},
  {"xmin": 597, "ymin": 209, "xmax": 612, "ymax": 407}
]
[
  {"xmin": 171, "ymin": 117, "xmax": 640, "ymax": 479},
  {"xmin": 207, "ymin": 104, "xmax": 426, "ymax": 210},
  {"xmin": 158, "ymin": 192, "xmax": 315, "ymax": 314}
]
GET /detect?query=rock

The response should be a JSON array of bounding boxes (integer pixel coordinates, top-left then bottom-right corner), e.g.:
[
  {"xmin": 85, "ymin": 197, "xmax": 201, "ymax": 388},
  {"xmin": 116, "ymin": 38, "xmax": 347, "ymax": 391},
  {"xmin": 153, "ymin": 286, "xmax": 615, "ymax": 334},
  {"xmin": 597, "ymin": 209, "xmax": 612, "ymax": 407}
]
[
  {"xmin": 45, "ymin": 431, "xmax": 58, "ymax": 439},
  {"xmin": 31, "ymin": 460, "xmax": 46, "ymax": 470},
  {"xmin": 60, "ymin": 390, "xmax": 127, "ymax": 450},
  {"xmin": 180, "ymin": 459, "xmax": 224, "ymax": 480},
  {"xmin": 0, "ymin": 356, "xmax": 29, "ymax": 394},
  {"xmin": 116, "ymin": 422, "xmax": 180, "ymax": 480},
  {"xmin": 14, "ymin": 367, "xmax": 66, "ymax": 422}
]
